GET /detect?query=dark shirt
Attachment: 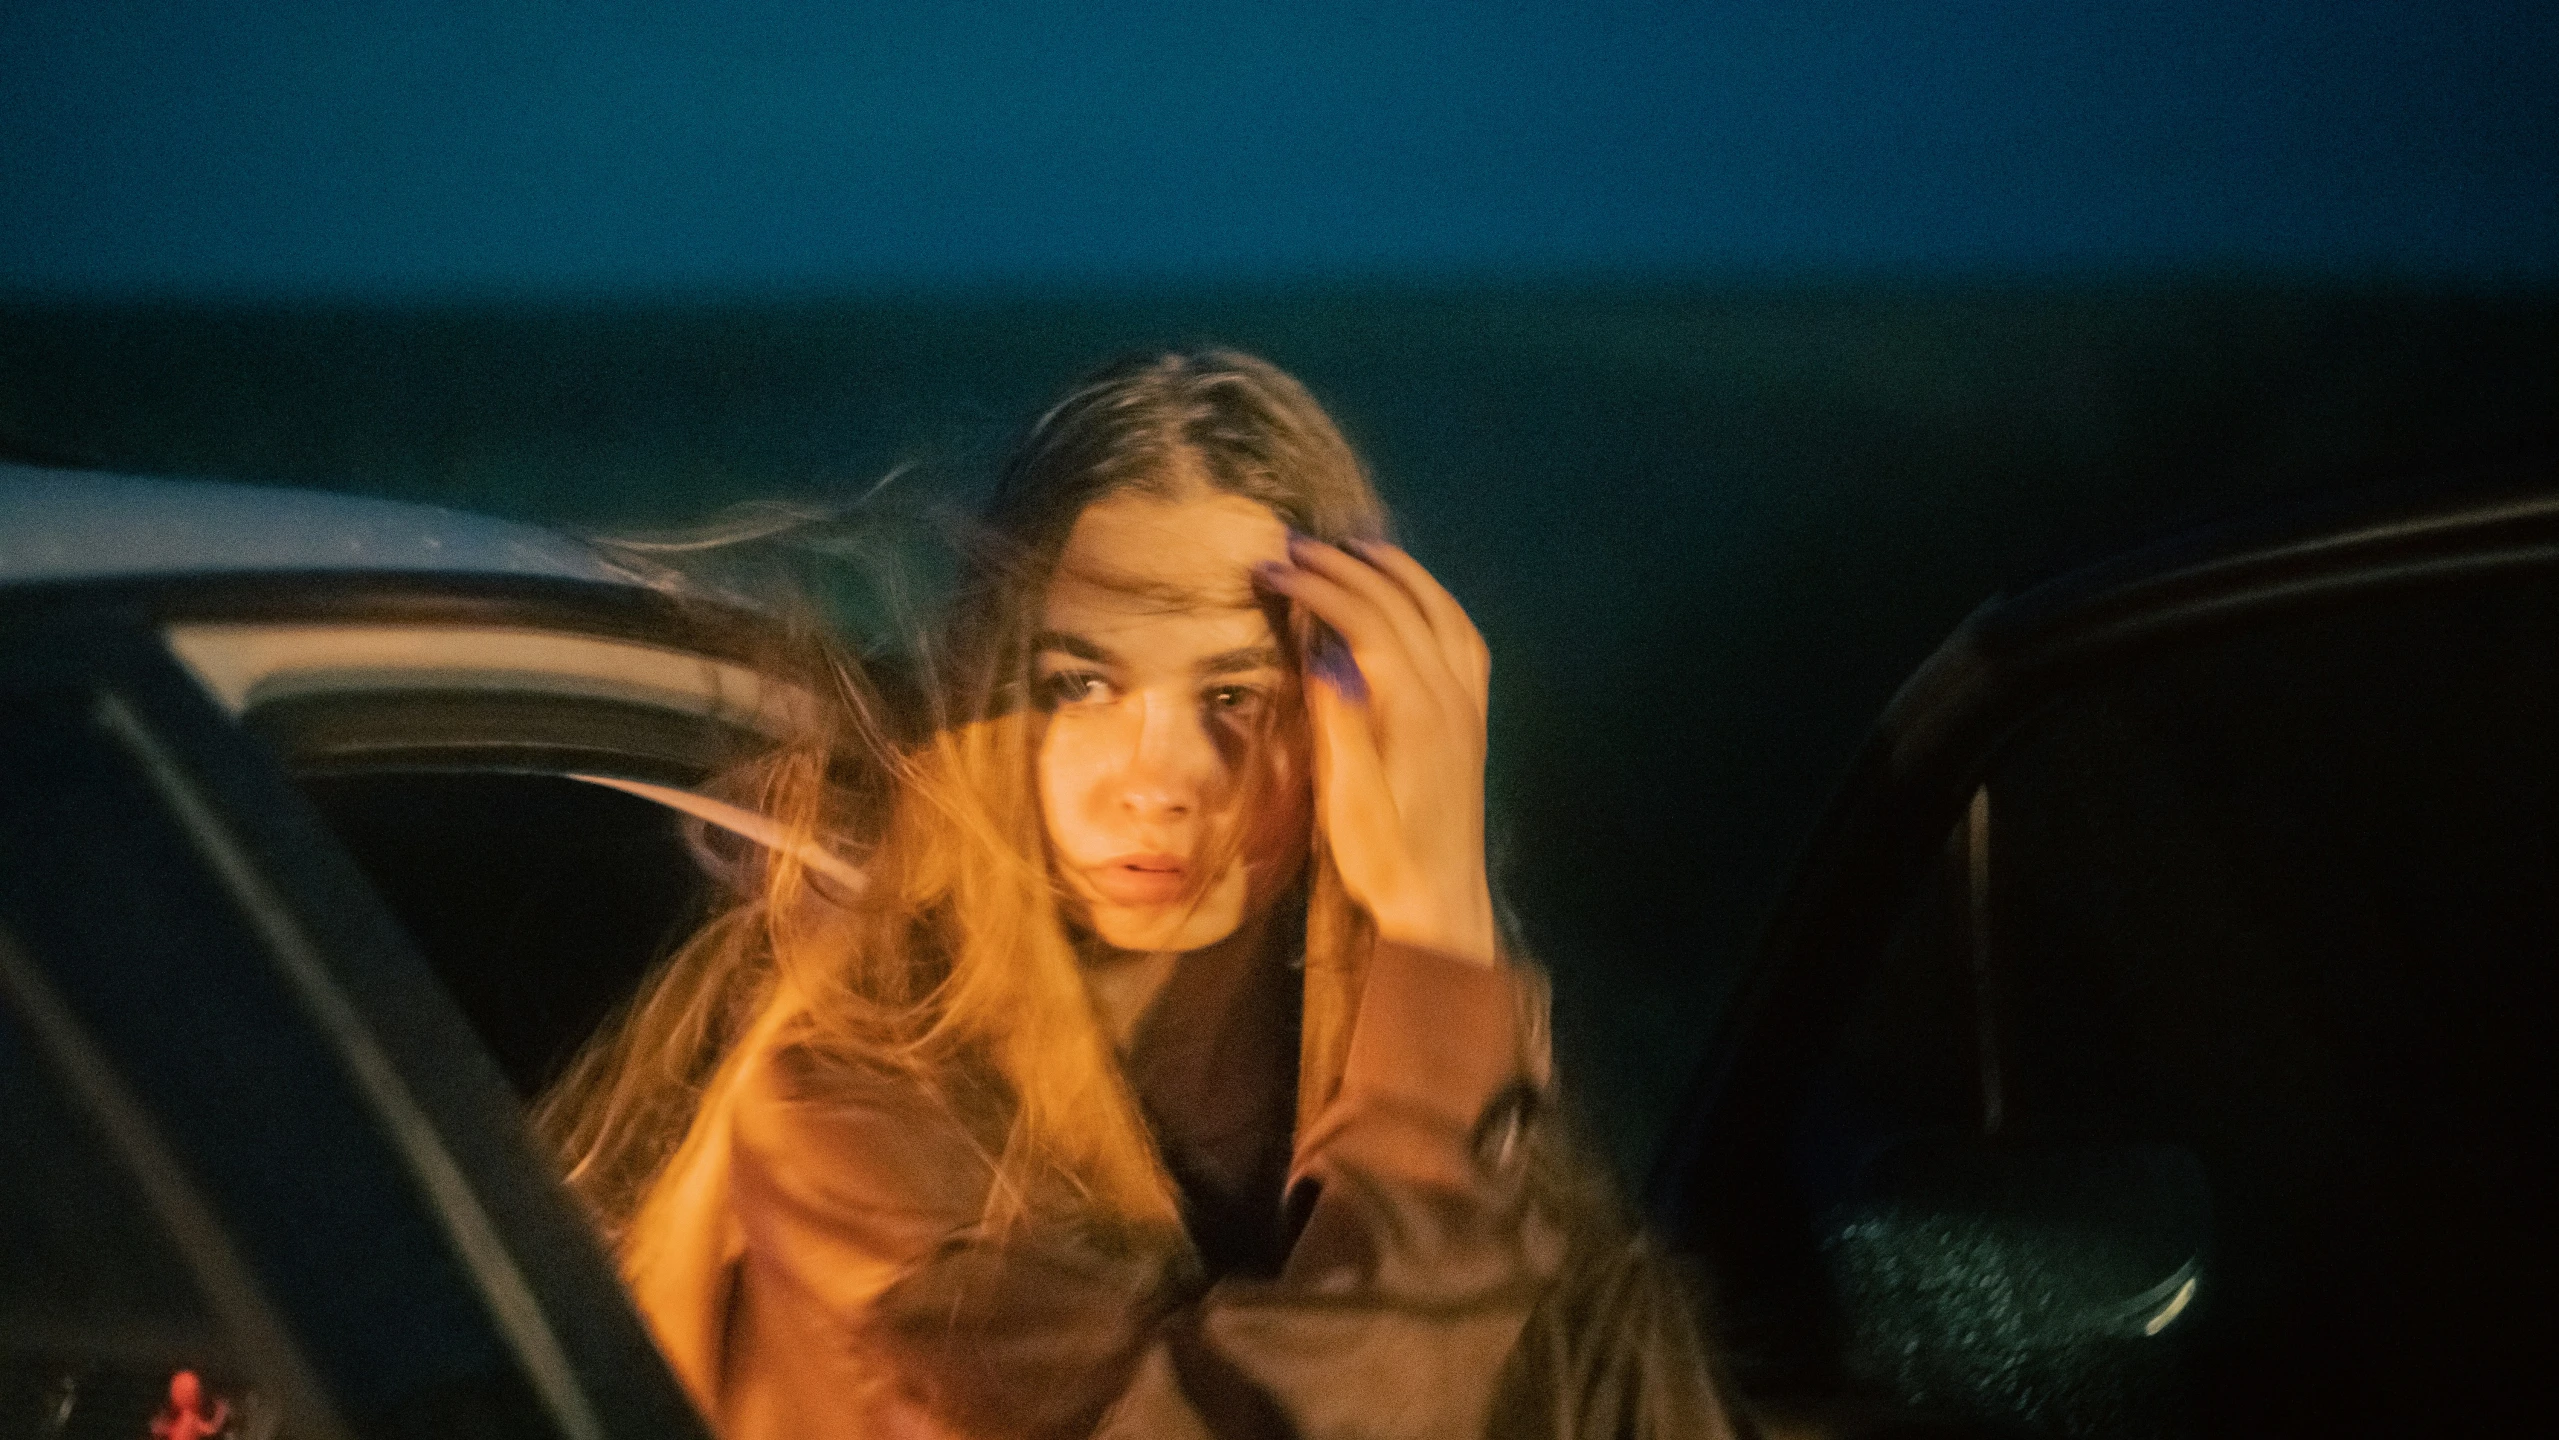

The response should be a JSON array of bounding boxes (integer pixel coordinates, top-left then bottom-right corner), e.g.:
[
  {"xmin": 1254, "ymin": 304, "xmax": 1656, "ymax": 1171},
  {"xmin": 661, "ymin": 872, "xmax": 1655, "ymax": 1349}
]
[{"xmin": 1121, "ymin": 923, "xmax": 1303, "ymax": 1280}]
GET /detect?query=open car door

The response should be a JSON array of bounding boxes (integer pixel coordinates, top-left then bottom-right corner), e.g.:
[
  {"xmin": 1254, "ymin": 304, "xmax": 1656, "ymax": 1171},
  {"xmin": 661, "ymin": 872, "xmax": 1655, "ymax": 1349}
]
[
  {"xmin": 0, "ymin": 597, "xmax": 717, "ymax": 1439},
  {"xmin": 1654, "ymin": 461, "xmax": 2559, "ymax": 1439}
]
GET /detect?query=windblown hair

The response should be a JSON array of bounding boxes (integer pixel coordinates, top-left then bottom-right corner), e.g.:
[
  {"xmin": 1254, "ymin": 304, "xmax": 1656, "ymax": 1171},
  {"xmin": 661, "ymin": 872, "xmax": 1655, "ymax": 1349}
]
[
  {"xmin": 535, "ymin": 349, "xmax": 1391, "ymax": 1253},
  {"xmin": 532, "ymin": 348, "xmax": 1737, "ymax": 1436}
]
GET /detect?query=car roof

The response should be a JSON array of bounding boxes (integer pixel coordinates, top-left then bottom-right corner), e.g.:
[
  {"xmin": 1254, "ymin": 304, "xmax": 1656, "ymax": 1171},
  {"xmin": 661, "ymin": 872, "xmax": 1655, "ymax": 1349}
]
[{"xmin": 0, "ymin": 463, "xmax": 637, "ymax": 588}]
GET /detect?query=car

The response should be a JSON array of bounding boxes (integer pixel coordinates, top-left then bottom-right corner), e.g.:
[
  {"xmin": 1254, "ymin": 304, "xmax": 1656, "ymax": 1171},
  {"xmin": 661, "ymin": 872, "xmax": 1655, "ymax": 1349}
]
[
  {"xmin": 1649, "ymin": 454, "xmax": 2559, "ymax": 1438},
  {"xmin": 0, "ymin": 465, "xmax": 785, "ymax": 1439},
  {"xmin": 7, "ymin": 457, "xmax": 2554, "ymax": 1439}
]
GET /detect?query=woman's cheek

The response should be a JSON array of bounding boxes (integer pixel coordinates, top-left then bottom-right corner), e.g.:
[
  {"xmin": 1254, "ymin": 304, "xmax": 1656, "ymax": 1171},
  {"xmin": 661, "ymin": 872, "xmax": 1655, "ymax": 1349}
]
[{"xmin": 1034, "ymin": 719, "xmax": 1106, "ymax": 860}]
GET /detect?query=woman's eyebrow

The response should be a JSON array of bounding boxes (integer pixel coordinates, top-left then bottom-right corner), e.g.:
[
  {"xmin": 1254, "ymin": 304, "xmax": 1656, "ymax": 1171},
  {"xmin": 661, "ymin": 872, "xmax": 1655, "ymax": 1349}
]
[
  {"xmin": 1033, "ymin": 630, "xmax": 1113, "ymax": 663},
  {"xmin": 1199, "ymin": 646, "xmax": 1287, "ymax": 677}
]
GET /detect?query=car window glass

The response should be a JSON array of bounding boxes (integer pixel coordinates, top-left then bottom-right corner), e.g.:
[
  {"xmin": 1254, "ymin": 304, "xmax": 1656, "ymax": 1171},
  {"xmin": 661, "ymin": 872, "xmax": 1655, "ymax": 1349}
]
[
  {"xmin": 294, "ymin": 773, "xmax": 717, "ymax": 1096},
  {"xmin": 1765, "ymin": 567, "xmax": 2559, "ymax": 1438},
  {"xmin": 1788, "ymin": 837, "xmax": 1980, "ymax": 1213},
  {"xmin": 1705, "ymin": 851, "xmax": 1980, "ymax": 1408}
]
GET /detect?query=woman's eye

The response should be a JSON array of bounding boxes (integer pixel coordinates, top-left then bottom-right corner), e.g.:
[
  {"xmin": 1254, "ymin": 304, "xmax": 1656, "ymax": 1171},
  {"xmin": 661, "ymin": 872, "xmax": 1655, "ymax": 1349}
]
[
  {"xmin": 1040, "ymin": 671, "xmax": 1112, "ymax": 708},
  {"xmin": 1205, "ymin": 684, "xmax": 1267, "ymax": 719}
]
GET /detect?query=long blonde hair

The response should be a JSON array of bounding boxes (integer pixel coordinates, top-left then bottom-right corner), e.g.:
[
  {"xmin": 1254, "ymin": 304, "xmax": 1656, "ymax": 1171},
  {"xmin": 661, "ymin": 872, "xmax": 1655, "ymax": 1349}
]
[{"xmin": 535, "ymin": 349, "xmax": 1391, "ymax": 1256}]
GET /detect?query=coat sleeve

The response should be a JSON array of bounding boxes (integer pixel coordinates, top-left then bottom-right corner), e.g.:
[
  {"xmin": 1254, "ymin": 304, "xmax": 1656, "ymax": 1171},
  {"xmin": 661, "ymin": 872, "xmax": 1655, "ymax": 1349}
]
[
  {"xmin": 730, "ymin": 943, "xmax": 1559, "ymax": 1440},
  {"xmin": 1123, "ymin": 940, "xmax": 1563, "ymax": 1440}
]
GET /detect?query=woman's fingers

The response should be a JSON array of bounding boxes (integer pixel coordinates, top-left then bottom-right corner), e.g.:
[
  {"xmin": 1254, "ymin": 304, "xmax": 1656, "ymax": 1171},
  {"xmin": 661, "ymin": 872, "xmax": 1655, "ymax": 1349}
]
[
  {"xmin": 1304, "ymin": 659, "xmax": 1391, "ymax": 820},
  {"xmin": 1266, "ymin": 537, "xmax": 1497, "ymax": 966},
  {"xmin": 1278, "ymin": 538, "xmax": 1464, "ymax": 707},
  {"xmin": 1254, "ymin": 556, "xmax": 1430, "ymax": 701},
  {"xmin": 1300, "ymin": 637, "xmax": 1401, "ymax": 916},
  {"xmin": 1341, "ymin": 541, "xmax": 1463, "ymax": 646},
  {"xmin": 1284, "ymin": 539, "xmax": 1440, "ymax": 680},
  {"xmin": 1347, "ymin": 543, "xmax": 1489, "ymax": 698}
]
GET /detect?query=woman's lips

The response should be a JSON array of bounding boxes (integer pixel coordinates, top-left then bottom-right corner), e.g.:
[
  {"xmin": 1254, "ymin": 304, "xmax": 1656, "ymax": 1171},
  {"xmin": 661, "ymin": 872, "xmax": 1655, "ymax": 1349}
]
[{"xmin": 1085, "ymin": 854, "xmax": 1189, "ymax": 905}]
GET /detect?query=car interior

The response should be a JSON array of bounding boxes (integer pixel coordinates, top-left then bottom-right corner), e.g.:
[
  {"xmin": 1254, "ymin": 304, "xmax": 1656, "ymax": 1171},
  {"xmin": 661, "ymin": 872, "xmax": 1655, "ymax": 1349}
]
[{"xmin": 294, "ymin": 771, "xmax": 716, "ymax": 1098}]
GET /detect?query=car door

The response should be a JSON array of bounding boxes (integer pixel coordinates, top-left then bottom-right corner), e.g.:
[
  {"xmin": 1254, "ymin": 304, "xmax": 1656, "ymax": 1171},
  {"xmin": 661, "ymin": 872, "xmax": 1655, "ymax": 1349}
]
[
  {"xmin": 0, "ymin": 594, "xmax": 718, "ymax": 1439},
  {"xmin": 1654, "ymin": 467, "xmax": 2559, "ymax": 1439}
]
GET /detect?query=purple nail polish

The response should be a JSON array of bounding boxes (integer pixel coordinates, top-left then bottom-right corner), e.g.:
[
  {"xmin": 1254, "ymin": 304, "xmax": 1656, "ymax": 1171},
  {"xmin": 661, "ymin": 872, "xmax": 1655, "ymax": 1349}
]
[{"xmin": 1309, "ymin": 629, "xmax": 1368, "ymax": 702}]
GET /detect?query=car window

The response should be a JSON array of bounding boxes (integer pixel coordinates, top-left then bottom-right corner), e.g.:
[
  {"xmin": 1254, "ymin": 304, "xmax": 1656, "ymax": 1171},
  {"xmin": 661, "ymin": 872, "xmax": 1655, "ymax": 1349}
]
[
  {"xmin": 1787, "ymin": 834, "xmax": 1981, "ymax": 1219},
  {"xmin": 180, "ymin": 615, "xmax": 767, "ymax": 1095},
  {"xmin": 295, "ymin": 772, "xmax": 718, "ymax": 1097},
  {"xmin": 1777, "ymin": 568, "xmax": 2559, "ymax": 1438},
  {"xmin": 1706, "ymin": 843, "xmax": 1987, "ymax": 1424},
  {"xmin": 1981, "ymin": 570, "xmax": 2558, "ymax": 1437}
]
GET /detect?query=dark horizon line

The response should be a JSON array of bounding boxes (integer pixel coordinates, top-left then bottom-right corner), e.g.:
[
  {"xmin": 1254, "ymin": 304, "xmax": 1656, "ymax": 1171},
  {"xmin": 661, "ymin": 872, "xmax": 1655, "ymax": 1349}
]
[{"xmin": 7, "ymin": 258, "xmax": 2558, "ymax": 313}]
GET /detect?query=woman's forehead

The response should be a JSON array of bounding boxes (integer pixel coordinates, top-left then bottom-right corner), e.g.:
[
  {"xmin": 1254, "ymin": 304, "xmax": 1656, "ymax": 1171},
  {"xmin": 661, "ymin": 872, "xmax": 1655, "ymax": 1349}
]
[{"xmin": 1042, "ymin": 490, "xmax": 1290, "ymax": 633}]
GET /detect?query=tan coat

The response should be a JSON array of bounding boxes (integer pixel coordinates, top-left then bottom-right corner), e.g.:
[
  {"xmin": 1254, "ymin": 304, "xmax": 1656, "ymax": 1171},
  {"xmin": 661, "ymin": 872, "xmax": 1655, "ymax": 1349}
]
[{"xmin": 632, "ymin": 941, "xmax": 1701, "ymax": 1439}]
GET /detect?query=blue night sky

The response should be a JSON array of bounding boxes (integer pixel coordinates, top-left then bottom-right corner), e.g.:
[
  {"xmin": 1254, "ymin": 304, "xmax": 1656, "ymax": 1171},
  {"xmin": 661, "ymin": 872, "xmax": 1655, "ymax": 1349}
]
[{"xmin": 3, "ymin": 0, "xmax": 2554, "ymax": 298}]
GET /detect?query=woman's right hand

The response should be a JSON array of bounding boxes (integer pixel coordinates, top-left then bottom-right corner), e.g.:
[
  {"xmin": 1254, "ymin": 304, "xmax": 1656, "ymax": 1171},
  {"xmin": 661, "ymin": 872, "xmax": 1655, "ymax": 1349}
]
[{"xmin": 1255, "ymin": 537, "xmax": 1498, "ymax": 967}]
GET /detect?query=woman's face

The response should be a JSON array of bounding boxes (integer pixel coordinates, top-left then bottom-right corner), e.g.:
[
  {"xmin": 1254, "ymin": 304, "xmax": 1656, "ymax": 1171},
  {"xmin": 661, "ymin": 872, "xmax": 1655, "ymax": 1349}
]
[{"xmin": 1035, "ymin": 485, "xmax": 1311, "ymax": 952}]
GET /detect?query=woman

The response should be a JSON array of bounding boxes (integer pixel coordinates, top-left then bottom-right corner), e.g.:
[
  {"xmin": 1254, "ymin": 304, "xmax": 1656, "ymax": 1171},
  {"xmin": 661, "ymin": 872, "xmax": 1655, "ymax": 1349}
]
[{"xmin": 539, "ymin": 351, "xmax": 1733, "ymax": 1439}]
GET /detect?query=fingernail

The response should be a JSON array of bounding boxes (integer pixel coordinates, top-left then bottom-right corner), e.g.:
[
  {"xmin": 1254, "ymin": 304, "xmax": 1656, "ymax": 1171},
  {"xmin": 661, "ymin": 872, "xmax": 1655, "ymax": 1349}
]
[{"xmin": 1308, "ymin": 630, "xmax": 1368, "ymax": 702}]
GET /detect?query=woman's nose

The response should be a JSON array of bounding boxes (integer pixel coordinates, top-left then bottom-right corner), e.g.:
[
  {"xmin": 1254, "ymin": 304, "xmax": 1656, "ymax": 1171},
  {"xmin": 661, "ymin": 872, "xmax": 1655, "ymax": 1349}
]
[{"xmin": 1115, "ymin": 692, "xmax": 1216, "ymax": 820}]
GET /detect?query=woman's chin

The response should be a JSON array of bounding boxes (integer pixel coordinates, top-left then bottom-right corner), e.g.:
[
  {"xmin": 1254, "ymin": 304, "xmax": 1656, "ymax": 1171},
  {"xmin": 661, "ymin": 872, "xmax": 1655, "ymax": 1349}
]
[
  {"xmin": 1086, "ymin": 900, "xmax": 1245, "ymax": 955},
  {"xmin": 1066, "ymin": 855, "xmax": 1262, "ymax": 953}
]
